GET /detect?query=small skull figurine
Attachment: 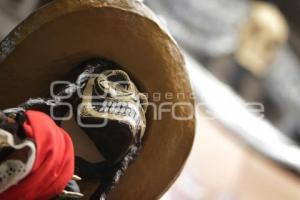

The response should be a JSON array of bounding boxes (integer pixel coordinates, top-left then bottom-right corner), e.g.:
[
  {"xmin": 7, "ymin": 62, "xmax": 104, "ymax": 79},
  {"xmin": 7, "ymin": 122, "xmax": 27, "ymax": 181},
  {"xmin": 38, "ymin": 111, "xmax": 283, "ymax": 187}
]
[
  {"xmin": 235, "ymin": 1, "xmax": 289, "ymax": 77},
  {"xmin": 78, "ymin": 69, "xmax": 148, "ymax": 162}
]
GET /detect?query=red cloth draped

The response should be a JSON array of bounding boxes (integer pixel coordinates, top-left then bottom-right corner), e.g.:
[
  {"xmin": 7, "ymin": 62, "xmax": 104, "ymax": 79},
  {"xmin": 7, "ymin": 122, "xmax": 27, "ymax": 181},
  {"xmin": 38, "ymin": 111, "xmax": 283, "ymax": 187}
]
[{"xmin": 0, "ymin": 110, "xmax": 75, "ymax": 200}]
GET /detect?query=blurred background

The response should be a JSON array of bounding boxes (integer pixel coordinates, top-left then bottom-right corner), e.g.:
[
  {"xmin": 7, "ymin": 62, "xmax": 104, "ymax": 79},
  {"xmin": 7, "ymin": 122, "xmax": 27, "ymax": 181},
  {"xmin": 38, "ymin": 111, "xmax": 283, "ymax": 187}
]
[{"xmin": 2, "ymin": 0, "xmax": 300, "ymax": 199}]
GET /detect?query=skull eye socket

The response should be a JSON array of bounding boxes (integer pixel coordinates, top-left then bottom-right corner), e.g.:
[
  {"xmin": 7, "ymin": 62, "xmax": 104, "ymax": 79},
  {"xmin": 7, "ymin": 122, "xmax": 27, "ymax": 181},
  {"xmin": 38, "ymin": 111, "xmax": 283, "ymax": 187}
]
[
  {"xmin": 95, "ymin": 70, "xmax": 137, "ymax": 97},
  {"xmin": 107, "ymin": 73, "xmax": 126, "ymax": 82},
  {"xmin": 114, "ymin": 83, "xmax": 131, "ymax": 93},
  {"xmin": 107, "ymin": 73, "xmax": 131, "ymax": 91}
]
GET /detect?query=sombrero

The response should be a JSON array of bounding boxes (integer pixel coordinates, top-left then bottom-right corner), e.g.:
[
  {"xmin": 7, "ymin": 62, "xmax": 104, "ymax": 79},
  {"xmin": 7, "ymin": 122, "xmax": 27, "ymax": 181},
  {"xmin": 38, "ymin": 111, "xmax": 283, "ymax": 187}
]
[{"xmin": 0, "ymin": 0, "xmax": 195, "ymax": 199}]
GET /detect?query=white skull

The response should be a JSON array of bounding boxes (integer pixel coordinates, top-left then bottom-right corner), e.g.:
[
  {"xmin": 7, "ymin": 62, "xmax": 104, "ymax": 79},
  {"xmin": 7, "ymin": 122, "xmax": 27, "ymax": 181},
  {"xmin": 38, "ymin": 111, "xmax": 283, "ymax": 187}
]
[
  {"xmin": 78, "ymin": 70, "xmax": 148, "ymax": 161},
  {"xmin": 80, "ymin": 70, "xmax": 148, "ymax": 136},
  {"xmin": 235, "ymin": 2, "xmax": 289, "ymax": 77}
]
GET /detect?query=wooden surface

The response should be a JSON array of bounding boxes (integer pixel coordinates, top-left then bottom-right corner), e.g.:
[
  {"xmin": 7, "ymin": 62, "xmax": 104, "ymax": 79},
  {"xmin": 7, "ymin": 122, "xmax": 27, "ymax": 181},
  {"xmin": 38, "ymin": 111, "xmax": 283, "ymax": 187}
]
[{"xmin": 162, "ymin": 109, "xmax": 300, "ymax": 200}]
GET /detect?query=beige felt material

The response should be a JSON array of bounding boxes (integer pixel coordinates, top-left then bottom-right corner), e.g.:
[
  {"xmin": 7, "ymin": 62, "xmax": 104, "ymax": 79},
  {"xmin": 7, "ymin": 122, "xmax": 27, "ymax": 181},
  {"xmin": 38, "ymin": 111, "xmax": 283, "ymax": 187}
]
[{"xmin": 0, "ymin": 0, "xmax": 195, "ymax": 199}]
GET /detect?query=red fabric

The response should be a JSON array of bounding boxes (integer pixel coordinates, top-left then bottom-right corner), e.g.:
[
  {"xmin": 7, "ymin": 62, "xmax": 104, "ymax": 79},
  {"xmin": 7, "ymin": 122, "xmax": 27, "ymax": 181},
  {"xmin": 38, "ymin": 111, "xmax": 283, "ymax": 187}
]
[{"xmin": 0, "ymin": 110, "xmax": 75, "ymax": 200}]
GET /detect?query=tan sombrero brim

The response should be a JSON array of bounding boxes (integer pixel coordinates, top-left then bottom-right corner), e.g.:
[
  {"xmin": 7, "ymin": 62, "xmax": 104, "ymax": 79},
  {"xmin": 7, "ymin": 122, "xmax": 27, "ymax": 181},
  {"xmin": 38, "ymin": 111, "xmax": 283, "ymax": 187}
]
[{"xmin": 0, "ymin": 0, "xmax": 195, "ymax": 199}]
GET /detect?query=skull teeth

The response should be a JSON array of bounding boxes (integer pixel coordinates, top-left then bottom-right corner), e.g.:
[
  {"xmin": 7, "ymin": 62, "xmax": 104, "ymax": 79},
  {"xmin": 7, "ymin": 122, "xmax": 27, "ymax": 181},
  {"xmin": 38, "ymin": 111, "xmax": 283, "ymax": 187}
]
[
  {"xmin": 120, "ymin": 108, "xmax": 126, "ymax": 113},
  {"xmin": 115, "ymin": 107, "xmax": 120, "ymax": 112},
  {"xmin": 95, "ymin": 101, "xmax": 139, "ymax": 122},
  {"xmin": 103, "ymin": 101, "xmax": 108, "ymax": 107},
  {"xmin": 109, "ymin": 107, "xmax": 115, "ymax": 113}
]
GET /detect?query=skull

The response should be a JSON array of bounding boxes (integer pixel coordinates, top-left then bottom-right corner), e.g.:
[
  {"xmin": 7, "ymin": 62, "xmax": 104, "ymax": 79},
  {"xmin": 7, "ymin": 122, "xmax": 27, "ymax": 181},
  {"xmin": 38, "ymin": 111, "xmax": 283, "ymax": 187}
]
[
  {"xmin": 235, "ymin": 2, "xmax": 289, "ymax": 77},
  {"xmin": 78, "ymin": 69, "xmax": 148, "ymax": 162}
]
